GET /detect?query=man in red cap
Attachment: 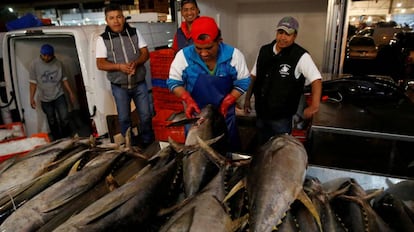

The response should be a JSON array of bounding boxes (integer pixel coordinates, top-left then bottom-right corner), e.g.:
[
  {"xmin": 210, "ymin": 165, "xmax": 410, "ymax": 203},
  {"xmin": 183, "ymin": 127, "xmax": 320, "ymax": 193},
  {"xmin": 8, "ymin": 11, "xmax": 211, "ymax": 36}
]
[
  {"xmin": 167, "ymin": 16, "xmax": 251, "ymax": 151},
  {"xmin": 244, "ymin": 16, "xmax": 322, "ymax": 145}
]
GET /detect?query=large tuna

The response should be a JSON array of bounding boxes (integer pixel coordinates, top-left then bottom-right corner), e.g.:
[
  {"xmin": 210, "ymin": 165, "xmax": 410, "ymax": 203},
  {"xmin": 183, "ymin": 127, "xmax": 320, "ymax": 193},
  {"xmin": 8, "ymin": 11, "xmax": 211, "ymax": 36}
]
[
  {"xmin": 0, "ymin": 149, "xmax": 123, "ymax": 231},
  {"xmin": 247, "ymin": 134, "xmax": 309, "ymax": 232},
  {"xmin": 52, "ymin": 145, "xmax": 180, "ymax": 232},
  {"xmin": 181, "ymin": 104, "xmax": 227, "ymax": 197}
]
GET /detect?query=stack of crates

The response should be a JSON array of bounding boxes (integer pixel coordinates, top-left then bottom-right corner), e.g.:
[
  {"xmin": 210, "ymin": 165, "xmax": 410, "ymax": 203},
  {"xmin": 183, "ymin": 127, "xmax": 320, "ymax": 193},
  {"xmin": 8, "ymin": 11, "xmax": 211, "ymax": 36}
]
[{"xmin": 150, "ymin": 48, "xmax": 185, "ymax": 143}]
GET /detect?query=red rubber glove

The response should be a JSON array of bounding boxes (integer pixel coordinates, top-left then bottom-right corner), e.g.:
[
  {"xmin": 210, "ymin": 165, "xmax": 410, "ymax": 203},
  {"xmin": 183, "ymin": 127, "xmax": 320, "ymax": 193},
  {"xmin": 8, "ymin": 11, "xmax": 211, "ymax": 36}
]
[
  {"xmin": 181, "ymin": 91, "xmax": 201, "ymax": 118},
  {"xmin": 220, "ymin": 94, "xmax": 237, "ymax": 117}
]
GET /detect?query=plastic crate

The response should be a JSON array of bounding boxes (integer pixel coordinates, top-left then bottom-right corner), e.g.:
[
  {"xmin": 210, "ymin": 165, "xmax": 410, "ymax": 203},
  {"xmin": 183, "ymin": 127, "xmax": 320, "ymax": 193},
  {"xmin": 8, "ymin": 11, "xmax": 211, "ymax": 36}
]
[
  {"xmin": 151, "ymin": 78, "xmax": 168, "ymax": 88},
  {"xmin": 149, "ymin": 49, "xmax": 175, "ymax": 79},
  {"xmin": 152, "ymin": 109, "xmax": 185, "ymax": 143},
  {"xmin": 0, "ymin": 133, "xmax": 49, "ymax": 163},
  {"xmin": 292, "ymin": 129, "xmax": 307, "ymax": 143},
  {"xmin": 0, "ymin": 122, "xmax": 26, "ymax": 143},
  {"xmin": 152, "ymin": 87, "xmax": 184, "ymax": 112}
]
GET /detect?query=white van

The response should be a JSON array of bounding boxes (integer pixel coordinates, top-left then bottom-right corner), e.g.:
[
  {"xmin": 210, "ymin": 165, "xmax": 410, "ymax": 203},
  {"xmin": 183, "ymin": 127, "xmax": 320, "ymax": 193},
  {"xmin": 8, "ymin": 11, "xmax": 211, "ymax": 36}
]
[{"xmin": 1, "ymin": 22, "xmax": 175, "ymax": 138}]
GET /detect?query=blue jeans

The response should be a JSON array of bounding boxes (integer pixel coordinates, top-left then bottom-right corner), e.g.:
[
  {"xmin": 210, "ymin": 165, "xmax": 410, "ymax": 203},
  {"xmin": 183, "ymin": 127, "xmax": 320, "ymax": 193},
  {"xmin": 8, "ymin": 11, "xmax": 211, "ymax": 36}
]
[
  {"xmin": 111, "ymin": 82, "xmax": 154, "ymax": 143},
  {"xmin": 256, "ymin": 117, "xmax": 292, "ymax": 145},
  {"xmin": 41, "ymin": 94, "xmax": 70, "ymax": 140}
]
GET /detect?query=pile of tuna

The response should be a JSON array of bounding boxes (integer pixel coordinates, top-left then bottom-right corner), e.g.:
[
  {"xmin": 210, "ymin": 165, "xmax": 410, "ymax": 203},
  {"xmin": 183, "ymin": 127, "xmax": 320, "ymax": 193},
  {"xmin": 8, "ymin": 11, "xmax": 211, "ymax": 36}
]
[{"xmin": 0, "ymin": 105, "xmax": 413, "ymax": 232}]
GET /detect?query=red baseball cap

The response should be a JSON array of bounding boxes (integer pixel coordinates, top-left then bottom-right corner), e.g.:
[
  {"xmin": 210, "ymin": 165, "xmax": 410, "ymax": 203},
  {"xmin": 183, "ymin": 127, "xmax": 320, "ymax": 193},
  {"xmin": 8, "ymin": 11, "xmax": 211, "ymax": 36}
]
[{"xmin": 191, "ymin": 16, "xmax": 219, "ymax": 44}]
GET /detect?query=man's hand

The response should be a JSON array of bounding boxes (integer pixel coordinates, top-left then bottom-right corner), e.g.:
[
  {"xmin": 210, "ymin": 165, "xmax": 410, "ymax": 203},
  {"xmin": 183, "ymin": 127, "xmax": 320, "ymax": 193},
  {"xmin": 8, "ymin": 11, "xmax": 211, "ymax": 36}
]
[
  {"xmin": 220, "ymin": 94, "xmax": 237, "ymax": 117},
  {"xmin": 30, "ymin": 99, "xmax": 36, "ymax": 109},
  {"xmin": 181, "ymin": 91, "xmax": 200, "ymax": 118},
  {"xmin": 244, "ymin": 98, "xmax": 251, "ymax": 114}
]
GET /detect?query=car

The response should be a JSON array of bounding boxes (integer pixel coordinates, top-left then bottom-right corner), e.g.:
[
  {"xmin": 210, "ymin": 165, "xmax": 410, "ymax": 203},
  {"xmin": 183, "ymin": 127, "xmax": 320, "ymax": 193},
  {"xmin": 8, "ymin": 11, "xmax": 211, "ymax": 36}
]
[
  {"xmin": 357, "ymin": 26, "xmax": 404, "ymax": 47},
  {"xmin": 305, "ymin": 75, "xmax": 414, "ymax": 177},
  {"xmin": 346, "ymin": 35, "xmax": 378, "ymax": 60}
]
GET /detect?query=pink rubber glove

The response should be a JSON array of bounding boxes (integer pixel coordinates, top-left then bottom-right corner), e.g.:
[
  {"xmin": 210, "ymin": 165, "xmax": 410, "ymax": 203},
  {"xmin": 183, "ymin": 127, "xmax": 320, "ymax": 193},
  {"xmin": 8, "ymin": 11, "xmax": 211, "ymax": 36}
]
[
  {"xmin": 220, "ymin": 94, "xmax": 237, "ymax": 117},
  {"xmin": 181, "ymin": 91, "xmax": 201, "ymax": 118}
]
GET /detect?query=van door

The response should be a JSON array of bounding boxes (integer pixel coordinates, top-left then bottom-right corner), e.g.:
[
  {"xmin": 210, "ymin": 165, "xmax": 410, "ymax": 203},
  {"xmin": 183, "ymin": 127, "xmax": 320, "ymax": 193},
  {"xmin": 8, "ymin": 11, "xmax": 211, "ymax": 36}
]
[{"xmin": 3, "ymin": 33, "xmax": 92, "ymax": 137}]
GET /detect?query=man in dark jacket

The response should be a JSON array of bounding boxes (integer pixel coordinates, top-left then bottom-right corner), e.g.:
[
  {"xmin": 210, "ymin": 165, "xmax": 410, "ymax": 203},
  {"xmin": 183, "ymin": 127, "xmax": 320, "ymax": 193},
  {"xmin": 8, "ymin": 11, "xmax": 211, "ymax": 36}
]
[{"xmin": 244, "ymin": 16, "xmax": 322, "ymax": 145}]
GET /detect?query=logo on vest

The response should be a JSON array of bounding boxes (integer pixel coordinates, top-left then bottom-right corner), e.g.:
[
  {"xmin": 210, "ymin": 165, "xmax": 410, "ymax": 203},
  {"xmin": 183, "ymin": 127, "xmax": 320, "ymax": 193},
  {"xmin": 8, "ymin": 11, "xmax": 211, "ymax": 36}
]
[{"xmin": 279, "ymin": 64, "xmax": 291, "ymax": 77}]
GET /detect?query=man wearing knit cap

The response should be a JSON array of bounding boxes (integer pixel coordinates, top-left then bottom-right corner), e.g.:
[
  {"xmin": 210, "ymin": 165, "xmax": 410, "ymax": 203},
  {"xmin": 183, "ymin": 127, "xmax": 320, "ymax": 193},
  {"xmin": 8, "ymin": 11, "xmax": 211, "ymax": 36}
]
[
  {"xmin": 244, "ymin": 16, "xmax": 322, "ymax": 145},
  {"xmin": 167, "ymin": 16, "xmax": 251, "ymax": 152},
  {"xmin": 29, "ymin": 44, "xmax": 76, "ymax": 140}
]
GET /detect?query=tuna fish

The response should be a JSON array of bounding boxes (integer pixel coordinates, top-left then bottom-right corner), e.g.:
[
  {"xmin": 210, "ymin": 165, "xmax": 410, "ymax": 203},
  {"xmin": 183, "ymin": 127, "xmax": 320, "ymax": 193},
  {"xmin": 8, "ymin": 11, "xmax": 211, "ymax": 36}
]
[
  {"xmin": 246, "ymin": 134, "xmax": 310, "ymax": 232},
  {"xmin": 0, "ymin": 138, "xmax": 79, "ymax": 194},
  {"xmin": 52, "ymin": 145, "xmax": 180, "ymax": 232},
  {"xmin": 373, "ymin": 191, "xmax": 414, "ymax": 232},
  {"xmin": 0, "ymin": 147, "xmax": 89, "ymax": 221},
  {"xmin": 331, "ymin": 178, "xmax": 394, "ymax": 232},
  {"xmin": 302, "ymin": 176, "xmax": 349, "ymax": 232},
  {"xmin": 0, "ymin": 149, "xmax": 123, "ymax": 231},
  {"xmin": 181, "ymin": 104, "xmax": 227, "ymax": 197}
]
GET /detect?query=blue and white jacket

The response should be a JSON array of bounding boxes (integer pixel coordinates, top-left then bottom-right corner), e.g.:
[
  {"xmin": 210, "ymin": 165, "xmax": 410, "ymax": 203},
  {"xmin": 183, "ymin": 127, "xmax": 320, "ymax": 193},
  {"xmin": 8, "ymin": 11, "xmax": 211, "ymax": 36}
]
[{"xmin": 167, "ymin": 43, "xmax": 250, "ymax": 94}]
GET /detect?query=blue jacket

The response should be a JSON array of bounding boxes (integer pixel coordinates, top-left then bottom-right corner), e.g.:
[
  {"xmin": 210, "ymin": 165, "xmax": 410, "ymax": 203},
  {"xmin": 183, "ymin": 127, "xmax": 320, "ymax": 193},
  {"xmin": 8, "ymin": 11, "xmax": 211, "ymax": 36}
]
[{"xmin": 167, "ymin": 43, "xmax": 250, "ymax": 94}]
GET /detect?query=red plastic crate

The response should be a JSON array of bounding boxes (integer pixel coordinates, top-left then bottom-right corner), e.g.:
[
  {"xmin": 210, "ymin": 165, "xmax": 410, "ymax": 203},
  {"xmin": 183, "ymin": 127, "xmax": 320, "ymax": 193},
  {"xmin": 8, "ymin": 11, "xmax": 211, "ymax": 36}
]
[
  {"xmin": 0, "ymin": 133, "xmax": 49, "ymax": 163},
  {"xmin": 0, "ymin": 122, "xmax": 26, "ymax": 143},
  {"xmin": 152, "ymin": 109, "xmax": 185, "ymax": 143},
  {"xmin": 150, "ymin": 49, "xmax": 175, "ymax": 79},
  {"xmin": 152, "ymin": 87, "xmax": 184, "ymax": 112},
  {"xmin": 292, "ymin": 129, "xmax": 307, "ymax": 143}
]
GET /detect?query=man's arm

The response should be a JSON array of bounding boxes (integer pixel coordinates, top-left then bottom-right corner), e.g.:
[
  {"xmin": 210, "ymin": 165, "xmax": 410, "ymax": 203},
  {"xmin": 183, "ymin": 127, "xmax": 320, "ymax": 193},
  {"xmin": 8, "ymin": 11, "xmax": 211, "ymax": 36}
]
[
  {"xmin": 29, "ymin": 82, "xmax": 37, "ymax": 109},
  {"xmin": 129, "ymin": 47, "xmax": 149, "ymax": 72},
  {"xmin": 303, "ymin": 79, "xmax": 322, "ymax": 119},
  {"xmin": 243, "ymin": 74, "xmax": 256, "ymax": 114},
  {"xmin": 62, "ymin": 79, "xmax": 76, "ymax": 105},
  {"xmin": 96, "ymin": 58, "xmax": 122, "ymax": 72}
]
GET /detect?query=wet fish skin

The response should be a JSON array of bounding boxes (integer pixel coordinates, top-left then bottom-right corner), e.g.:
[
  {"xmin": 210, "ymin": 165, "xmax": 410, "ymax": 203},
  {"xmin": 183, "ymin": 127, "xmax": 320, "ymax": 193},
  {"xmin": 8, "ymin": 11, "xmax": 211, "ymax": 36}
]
[
  {"xmin": 0, "ymin": 150, "xmax": 123, "ymax": 232},
  {"xmin": 247, "ymin": 134, "xmax": 308, "ymax": 232},
  {"xmin": 372, "ymin": 191, "xmax": 414, "ymax": 232},
  {"xmin": 52, "ymin": 146, "xmax": 180, "ymax": 232},
  {"xmin": 0, "ymin": 138, "xmax": 78, "ymax": 194},
  {"xmin": 331, "ymin": 178, "xmax": 394, "ymax": 232},
  {"xmin": 303, "ymin": 176, "xmax": 348, "ymax": 232},
  {"xmin": 0, "ymin": 146, "xmax": 89, "ymax": 221},
  {"xmin": 182, "ymin": 104, "xmax": 226, "ymax": 197},
  {"xmin": 159, "ymin": 170, "xmax": 232, "ymax": 232},
  {"xmin": 37, "ymin": 150, "xmax": 152, "ymax": 232}
]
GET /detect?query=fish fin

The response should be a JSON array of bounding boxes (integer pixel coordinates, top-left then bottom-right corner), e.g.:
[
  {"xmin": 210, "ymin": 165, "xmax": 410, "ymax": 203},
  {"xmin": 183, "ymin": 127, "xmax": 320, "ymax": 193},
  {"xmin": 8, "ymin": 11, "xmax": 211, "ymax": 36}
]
[
  {"xmin": 166, "ymin": 118, "xmax": 199, "ymax": 127},
  {"xmin": 327, "ymin": 183, "xmax": 351, "ymax": 200},
  {"xmin": 68, "ymin": 159, "xmax": 82, "ymax": 175},
  {"xmin": 297, "ymin": 189, "xmax": 323, "ymax": 232},
  {"xmin": 363, "ymin": 188, "xmax": 384, "ymax": 201},
  {"xmin": 197, "ymin": 135, "xmax": 228, "ymax": 168},
  {"xmin": 168, "ymin": 137, "xmax": 186, "ymax": 151},
  {"xmin": 230, "ymin": 213, "xmax": 249, "ymax": 232},
  {"xmin": 157, "ymin": 196, "xmax": 194, "ymax": 217},
  {"xmin": 106, "ymin": 174, "xmax": 120, "ymax": 191},
  {"xmin": 224, "ymin": 178, "xmax": 246, "ymax": 203}
]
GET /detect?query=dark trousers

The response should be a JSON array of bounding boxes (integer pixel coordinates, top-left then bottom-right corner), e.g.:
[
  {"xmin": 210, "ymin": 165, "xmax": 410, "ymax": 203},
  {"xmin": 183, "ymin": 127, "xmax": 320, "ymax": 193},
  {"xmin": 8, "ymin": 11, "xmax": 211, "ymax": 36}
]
[{"xmin": 41, "ymin": 94, "xmax": 70, "ymax": 140}]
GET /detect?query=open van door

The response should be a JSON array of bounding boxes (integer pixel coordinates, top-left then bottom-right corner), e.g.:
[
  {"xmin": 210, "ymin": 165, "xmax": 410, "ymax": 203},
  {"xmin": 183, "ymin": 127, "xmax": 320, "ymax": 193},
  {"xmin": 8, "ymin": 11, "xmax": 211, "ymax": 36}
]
[{"xmin": 2, "ymin": 22, "xmax": 175, "ymax": 138}]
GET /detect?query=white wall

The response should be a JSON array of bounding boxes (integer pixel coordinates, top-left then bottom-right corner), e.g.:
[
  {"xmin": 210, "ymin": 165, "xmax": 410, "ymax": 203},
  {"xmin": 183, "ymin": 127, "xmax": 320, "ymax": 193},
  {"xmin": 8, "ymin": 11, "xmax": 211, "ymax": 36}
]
[{"xmin": 197, "ymin": 0, "xmax": 328, "ymax": 72}]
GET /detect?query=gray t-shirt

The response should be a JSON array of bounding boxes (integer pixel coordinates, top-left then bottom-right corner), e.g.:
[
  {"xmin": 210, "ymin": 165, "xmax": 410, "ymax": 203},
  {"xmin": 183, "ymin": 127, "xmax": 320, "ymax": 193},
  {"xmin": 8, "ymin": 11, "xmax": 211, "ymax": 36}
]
[{"xmin": 29, "ymin": 56, "xmax": 67, "ymax": 102}]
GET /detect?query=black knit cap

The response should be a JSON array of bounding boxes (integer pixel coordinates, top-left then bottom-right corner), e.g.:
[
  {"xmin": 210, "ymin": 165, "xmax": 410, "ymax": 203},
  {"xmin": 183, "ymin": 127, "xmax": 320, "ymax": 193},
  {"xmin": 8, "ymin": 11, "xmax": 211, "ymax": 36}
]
[{"xmin": 181, "ymin": 0, "xmax": 198, "ymax": 8}]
